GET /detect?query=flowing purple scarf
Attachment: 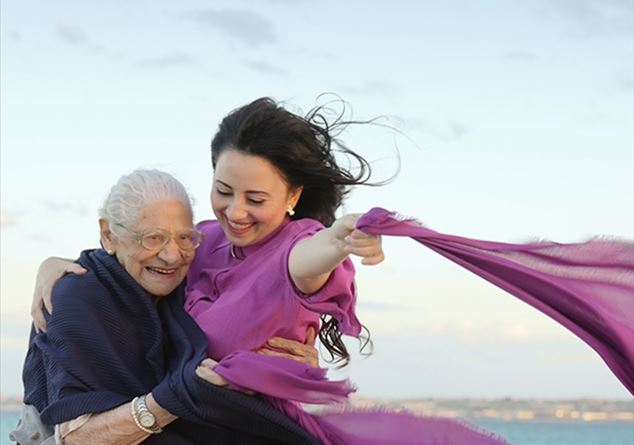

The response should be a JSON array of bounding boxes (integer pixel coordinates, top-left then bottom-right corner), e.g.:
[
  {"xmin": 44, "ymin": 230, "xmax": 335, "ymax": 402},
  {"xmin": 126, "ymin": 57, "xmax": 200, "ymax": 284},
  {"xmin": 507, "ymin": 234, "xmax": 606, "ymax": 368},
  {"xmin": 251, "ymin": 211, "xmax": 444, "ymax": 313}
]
[
  {"xmin": 214, "ymin": 207, "xmax": 633, "ymax": 444},
  {"xmin": 357, "ymin": 207, "xmax": 634, "ymax": 395}
]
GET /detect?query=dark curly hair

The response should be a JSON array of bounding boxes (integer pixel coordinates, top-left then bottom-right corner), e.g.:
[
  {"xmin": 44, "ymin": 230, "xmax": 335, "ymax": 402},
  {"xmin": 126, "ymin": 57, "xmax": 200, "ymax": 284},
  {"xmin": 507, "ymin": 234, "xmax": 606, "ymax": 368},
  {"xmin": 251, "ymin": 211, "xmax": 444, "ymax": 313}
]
[{"xmin": 210, "ymin": 96, "xmax": 380, "ymax": 365}]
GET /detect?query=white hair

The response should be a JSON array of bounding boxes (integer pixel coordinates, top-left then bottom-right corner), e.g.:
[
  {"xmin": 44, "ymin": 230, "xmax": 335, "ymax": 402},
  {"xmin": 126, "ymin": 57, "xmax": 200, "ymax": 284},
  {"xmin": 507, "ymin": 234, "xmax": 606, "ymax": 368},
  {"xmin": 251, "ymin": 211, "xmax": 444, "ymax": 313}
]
[{"xmin": 99, "ymin": 169, "xmax": 194, "ymax": 231}]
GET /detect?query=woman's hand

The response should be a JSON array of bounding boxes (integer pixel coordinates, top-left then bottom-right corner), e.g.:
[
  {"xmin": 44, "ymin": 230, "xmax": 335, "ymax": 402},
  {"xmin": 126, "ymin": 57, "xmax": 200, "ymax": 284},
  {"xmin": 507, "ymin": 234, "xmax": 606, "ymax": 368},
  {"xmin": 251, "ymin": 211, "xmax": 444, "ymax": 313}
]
[
  {"xmin": 196, "ymin": 358, "xmax": 256, "ymax": 395},
  {"xmin": 290, "ymin": 214, "xmax": 385, "ymax": 294},
  {"xmin": 195, "ymin": 358, "xmax": 229, "ymax": 387},
  {"xmin": 31, "ymin": 257, "xmax": 87, "ymax": 332},
  {"xmin": 257, "ymin": 327, "xmax": 319, "ymax": 367},
  {"xmin": 333, "ymin": 214, "xmax": 384, "ymax": 266}
]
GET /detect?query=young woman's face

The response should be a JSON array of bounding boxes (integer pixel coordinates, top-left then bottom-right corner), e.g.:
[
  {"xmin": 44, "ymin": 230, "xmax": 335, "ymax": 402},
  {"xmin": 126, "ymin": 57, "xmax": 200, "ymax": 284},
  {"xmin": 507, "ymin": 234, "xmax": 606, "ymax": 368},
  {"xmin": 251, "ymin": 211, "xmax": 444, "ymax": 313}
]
[{"xmin": 211, "ymin": 149, "xmax": 302, "ymax": 247}]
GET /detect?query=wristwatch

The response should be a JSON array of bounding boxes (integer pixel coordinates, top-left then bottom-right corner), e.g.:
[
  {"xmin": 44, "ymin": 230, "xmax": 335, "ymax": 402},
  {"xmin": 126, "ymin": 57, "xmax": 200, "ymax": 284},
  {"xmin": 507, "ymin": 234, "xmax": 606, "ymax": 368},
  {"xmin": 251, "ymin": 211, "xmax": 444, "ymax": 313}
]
[{"xmin": 130, "ymin": 395, "xmax": 163, "ymax": 434}]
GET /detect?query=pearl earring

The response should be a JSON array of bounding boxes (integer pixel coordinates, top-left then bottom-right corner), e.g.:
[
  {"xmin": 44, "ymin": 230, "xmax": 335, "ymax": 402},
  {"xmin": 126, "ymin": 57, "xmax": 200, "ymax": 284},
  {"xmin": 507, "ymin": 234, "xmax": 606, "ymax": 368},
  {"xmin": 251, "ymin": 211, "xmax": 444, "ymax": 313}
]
[
  {"xmin": 287, "ymin": 206, "xmax": 295, "ymax": 216},
  {"xmin": 107, "ymin": 249, "xmax": 115, "ymax": 255}
]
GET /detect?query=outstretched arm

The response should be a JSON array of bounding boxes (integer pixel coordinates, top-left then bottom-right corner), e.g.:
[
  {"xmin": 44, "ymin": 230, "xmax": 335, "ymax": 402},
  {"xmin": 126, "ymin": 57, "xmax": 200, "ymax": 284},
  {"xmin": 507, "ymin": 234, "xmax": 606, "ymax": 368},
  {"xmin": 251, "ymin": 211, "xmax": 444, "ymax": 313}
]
[{"xmin": 289, "ymin": 214, "xmax": 384, "ymax": 294}]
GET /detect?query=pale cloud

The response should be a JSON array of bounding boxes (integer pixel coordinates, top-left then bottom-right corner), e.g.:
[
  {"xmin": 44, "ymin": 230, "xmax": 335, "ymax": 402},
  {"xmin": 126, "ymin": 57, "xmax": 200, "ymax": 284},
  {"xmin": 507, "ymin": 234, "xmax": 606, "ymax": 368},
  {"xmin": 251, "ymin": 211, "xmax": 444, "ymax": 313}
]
[
  {"xmin": 0, "ymin": 334, "xmax": 28, "ymax": 349},
  {"xmin": 340, "ymin": 80, "xmax": 398, "ymax": 96},
  {"xmin": 0, "ymin": 323, "xmax": 30, "ymax": 396},
  {"xmin": 137, "ymin": 52, "xmax": 196, "ymax": 68},
  {"xmin": 1, "ymin": 201, "xmax": 88, "ymax": 231},
  {"xmin": 56, "ymin": 24, "xmax": 89, "ymax": 46},
  {"xmin": 535, "ymin": 349, "xmax": 598, "ymax": 365},
  {"xmin": 55, "ymin": 24, "xmax": 107, "ymax": 56},
  {"xmin": 0, "ymin": 260, "xmax": 38, "ymax": 315},
  {"xmin": 502, "ymin": 50, "xmax": 538, "ymax": 62},
  {"xmin": 405, "ymin": 117, "xmax": 469, "ymax": 142},
  {"xmin": 358, "ymin": 301, "xmax": 414, "ymax": 311},
  {"xmin": 245, "ymin": 60, "xmax": 287, "ymax": 76},
  {"xmin": 27, "ymin": 233, "xmax": 53, "ymax": 244},
  {"xmin": 253, "ymin": 0, "xmax": 310, "ymax": 3},
  {"xmin": 540, "ymin": 0, "xmax": 634, "ymax": 39},
  {"xmin": 7, "ymin": 31, "xmax": 21, "ymax": 42},
  {"xmin": 358, "ymin": 303, "xmax": 572, "ymax": 341},
  {"xmin": 421, "ymin": 319, "xmax": 569, "ymax": 342},
  {"xmin": 184, "ymin": 9, "xmax": 277, "ymax": 47},
  {"xmin": 499, "ymin": 323, "xmax": 533, "ymax": 340},
  {"xmin": 41, "ymin": 200, "xmax": 88, "ymax": 217},
  {"xmin": 0, "ymin": 211, "xmax": 16, "ymax": 228},
  {"xmin": 615, "ymin": 72, "xmax": 634, "ymax": 90}
]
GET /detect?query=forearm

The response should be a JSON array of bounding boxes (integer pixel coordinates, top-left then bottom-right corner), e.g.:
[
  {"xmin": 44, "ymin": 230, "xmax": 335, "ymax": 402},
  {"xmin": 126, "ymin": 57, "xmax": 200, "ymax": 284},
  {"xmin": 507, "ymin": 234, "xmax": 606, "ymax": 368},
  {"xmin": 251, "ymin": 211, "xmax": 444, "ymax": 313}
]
[
  {"xmin": 61, "ymin": 394, "xmax": 176, "ymax": 445},
  {"xmin": 289, "ymin": 226, "xmax": 348, "ymax": 294},
  {"xmin": 32, "ymin": 256, "xmax": 87, "ymax": 332}
]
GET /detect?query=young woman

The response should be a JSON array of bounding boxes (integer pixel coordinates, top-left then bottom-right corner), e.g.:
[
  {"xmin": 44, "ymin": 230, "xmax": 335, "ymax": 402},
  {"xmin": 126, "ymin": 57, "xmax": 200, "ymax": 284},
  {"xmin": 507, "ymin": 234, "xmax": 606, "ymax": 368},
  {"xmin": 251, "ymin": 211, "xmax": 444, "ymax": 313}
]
[{"xmin": 31, "ymin": 98, "xmax": 519, "ymax": 444}]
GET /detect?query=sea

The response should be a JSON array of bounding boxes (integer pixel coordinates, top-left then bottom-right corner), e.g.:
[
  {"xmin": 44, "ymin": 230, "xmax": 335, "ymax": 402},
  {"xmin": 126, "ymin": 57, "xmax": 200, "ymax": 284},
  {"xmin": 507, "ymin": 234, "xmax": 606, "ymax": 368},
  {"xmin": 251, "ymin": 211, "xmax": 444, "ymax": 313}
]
[{"xmin": 1, "ymin": 411, "xmax": 632, "ymax": 444}]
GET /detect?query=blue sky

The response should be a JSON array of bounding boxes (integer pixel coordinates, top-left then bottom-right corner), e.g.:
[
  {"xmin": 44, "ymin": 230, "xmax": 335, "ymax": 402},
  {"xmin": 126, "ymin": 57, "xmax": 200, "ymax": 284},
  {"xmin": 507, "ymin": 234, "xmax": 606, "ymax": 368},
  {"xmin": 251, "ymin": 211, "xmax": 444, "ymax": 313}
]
[{"xmin": 1, "ymin": 0, "xmax": 632, "ymax": 398}]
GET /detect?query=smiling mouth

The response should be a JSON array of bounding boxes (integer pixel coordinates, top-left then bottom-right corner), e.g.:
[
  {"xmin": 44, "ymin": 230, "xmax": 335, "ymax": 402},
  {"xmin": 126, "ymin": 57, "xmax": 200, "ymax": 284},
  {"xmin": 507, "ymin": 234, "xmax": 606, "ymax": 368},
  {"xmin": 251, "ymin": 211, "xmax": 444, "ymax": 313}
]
[
  {"xmin": 226, "ymin": 219, "xmax": 256, "ymax": 234},
  {"xmin": 146, "ymin": 266, "xmax": 179, "ymax": 276}
]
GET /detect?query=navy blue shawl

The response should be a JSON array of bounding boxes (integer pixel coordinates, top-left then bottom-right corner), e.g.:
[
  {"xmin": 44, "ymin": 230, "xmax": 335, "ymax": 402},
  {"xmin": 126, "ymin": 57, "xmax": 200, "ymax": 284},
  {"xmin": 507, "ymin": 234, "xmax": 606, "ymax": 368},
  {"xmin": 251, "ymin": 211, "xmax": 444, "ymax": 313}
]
[{"xmin": 22, "ymin": 249, "xmax": 318, "ymax": 445}]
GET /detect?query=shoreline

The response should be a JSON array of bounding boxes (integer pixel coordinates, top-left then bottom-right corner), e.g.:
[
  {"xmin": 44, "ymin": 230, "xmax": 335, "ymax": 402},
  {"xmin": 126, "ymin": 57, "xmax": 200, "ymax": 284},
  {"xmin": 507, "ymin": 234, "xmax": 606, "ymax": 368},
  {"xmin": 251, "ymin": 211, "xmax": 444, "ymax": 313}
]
[
  {"xmin": 3, "ymin": 396, "xmax": 632, "ymax": 423},
  {"xmin": 347, "ymin": 396, "xmax": 634, "ymax": 423}
]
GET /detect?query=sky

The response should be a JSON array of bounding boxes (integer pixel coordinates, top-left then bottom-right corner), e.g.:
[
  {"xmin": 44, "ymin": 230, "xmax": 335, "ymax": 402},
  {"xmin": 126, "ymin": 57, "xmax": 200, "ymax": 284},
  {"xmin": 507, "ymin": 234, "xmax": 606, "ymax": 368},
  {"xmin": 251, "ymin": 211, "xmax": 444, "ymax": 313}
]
[{"xmin": 1, "ymin": 0, "xmax": 632, "ymax": 399}]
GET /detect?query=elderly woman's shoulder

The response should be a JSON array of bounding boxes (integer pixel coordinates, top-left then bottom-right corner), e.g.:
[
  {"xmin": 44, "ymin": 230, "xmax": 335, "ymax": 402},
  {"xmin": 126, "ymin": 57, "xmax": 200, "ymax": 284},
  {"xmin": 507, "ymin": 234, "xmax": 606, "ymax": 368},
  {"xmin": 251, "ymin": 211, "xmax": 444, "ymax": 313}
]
[
  {"xmin": 52, "ymin": 270, "xmax": 100, "ymax": 304},
  {"xmin": 50, "ymin": 250, "xmax": 112, "ymax": 308}
]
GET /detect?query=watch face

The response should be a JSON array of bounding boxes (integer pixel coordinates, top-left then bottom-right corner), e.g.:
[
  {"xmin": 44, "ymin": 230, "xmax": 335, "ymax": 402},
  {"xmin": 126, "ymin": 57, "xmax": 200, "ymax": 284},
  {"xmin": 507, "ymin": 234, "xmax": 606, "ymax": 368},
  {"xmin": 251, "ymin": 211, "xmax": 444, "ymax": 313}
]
[{"xmin": 139, "ymin": 412, "xmax": 156, "ymax": 428}]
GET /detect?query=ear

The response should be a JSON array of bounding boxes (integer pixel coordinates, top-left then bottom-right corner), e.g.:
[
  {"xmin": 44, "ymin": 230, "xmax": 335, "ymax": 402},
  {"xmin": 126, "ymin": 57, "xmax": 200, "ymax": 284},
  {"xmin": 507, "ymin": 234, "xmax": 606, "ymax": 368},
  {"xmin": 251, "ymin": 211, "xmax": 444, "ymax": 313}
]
[
  {"xmin": 99, "ymin": 219, "xmax": 116, "ymax": 254},
  {"xmin": 289, "ymin": 186, "xmax": 303, "ymax": 208}
]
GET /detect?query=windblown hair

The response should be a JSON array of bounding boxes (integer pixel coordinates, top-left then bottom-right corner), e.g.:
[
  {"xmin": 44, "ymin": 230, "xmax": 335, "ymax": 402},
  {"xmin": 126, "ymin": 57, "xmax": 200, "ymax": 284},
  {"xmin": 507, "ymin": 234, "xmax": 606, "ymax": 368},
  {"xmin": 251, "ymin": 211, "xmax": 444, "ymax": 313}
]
[
  {"xmin": 211, "ymin": 97, "xmax": 375, "ymax": 226},
  {"xmin": 99, "ymin": 169, "xmax": 193, "ymax": 233},
  {"xmin": 211, "ymin": 97, "xmax": 378, "ymax": 365}
]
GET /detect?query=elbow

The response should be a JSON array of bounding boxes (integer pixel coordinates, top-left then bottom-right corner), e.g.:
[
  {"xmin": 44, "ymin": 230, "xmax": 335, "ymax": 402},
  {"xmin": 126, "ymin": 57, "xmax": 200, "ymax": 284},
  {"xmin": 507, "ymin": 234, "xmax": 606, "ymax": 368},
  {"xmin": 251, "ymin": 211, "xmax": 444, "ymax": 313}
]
[{"xmin": 292, "ymin": 274, "xmax": 330, "ymax": 295}]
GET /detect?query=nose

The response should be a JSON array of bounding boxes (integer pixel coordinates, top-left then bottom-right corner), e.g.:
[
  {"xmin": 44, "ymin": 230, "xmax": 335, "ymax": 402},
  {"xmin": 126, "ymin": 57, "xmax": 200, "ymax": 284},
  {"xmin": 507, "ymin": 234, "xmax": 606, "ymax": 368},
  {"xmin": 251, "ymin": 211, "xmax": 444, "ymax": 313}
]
[
  {"xmin": 226, "ymin": 197, "xmax": 248, "ymax": 220},
  {"xmin": 157, "ymin": 237, "xmax": 182, "ymax": 264}
]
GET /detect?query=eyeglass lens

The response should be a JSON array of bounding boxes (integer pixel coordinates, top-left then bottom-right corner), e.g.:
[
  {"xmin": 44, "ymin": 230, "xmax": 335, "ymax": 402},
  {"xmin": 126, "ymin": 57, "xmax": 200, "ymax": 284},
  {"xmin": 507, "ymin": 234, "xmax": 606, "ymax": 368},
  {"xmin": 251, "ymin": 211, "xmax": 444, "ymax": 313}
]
[{"xmin": 141, "ymin": 230, "xmax": 200, "ymax": 250}]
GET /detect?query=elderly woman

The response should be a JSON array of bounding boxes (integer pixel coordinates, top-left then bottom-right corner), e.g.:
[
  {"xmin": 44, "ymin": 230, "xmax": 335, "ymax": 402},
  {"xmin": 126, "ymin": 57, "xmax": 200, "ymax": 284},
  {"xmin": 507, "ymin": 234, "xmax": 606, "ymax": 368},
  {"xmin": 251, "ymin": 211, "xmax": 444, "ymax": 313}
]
[{"xmin": 12, "ymin": 169, "xmax": 319, "ymax": 445}]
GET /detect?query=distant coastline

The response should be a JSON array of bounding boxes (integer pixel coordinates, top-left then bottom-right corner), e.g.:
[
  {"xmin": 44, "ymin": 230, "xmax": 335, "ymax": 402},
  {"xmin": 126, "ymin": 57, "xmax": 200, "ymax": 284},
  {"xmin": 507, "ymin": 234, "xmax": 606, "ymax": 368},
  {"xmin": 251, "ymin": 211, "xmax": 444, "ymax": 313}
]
[
  {"xmin": 343, "ymin": 396, "xmax": 634, "ymax": 423},
  {"xmin": 2, "ymin": 395, "xmax": 631, "ymax": 422}
]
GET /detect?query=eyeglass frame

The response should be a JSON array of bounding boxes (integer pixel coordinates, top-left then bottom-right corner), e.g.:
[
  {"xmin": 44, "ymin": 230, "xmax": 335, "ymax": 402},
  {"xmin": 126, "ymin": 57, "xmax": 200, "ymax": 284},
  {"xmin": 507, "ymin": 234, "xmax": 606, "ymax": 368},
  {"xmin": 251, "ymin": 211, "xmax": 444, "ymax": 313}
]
[{"xmin": 114, "ymin": 223, "xmax": 203, "ymax": 252}]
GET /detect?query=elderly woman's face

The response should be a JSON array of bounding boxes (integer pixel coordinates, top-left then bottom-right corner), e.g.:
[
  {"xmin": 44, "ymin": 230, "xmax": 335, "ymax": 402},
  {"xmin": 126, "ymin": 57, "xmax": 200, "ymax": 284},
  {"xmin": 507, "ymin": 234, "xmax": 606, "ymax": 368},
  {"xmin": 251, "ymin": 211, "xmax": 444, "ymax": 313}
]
[{"xmin": 105, "ymin": 199, "xmax": 196, "ymax": 296}]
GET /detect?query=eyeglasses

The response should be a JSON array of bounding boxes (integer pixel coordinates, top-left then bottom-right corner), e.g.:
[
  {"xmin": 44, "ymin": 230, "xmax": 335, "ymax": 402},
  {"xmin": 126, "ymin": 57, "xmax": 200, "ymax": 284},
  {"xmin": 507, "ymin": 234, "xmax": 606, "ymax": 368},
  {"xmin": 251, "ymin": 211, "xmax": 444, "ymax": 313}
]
[{"xmin": 115, "ymin": 224, "xmax": 203, "ymax": 251}]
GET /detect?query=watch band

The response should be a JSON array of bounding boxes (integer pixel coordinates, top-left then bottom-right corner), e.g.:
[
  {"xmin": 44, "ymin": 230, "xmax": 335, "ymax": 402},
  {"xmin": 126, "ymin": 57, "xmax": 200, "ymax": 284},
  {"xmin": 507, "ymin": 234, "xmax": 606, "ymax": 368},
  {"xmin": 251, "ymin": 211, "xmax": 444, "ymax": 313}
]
[{"xmin": 130, "ymin": 395, "xmax": 163, "ymax": 434}]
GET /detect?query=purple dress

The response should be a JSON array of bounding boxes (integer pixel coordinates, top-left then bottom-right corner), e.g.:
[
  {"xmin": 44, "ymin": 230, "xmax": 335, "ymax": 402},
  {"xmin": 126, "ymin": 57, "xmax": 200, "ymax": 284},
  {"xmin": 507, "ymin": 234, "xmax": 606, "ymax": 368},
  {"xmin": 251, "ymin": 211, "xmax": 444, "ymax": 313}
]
[
  {"xmin": 185, "ymin": 217, "xmax": 361, "ymax": 360},
  {"xmin": 184, "ymin": 216, "xmax": 511, "ymax": 445}
]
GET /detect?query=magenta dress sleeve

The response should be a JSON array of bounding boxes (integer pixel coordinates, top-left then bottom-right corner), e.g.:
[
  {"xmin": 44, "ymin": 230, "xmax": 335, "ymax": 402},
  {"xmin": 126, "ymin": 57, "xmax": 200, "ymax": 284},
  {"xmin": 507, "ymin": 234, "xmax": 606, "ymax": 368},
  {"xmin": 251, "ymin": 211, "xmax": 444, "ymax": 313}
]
[
  {"xmin": 295, "ymin": 257, "xmax": 361, "ymax": 336},
  {"xmin": 283, "ymin": 220, "xmax": 362, "ymax": 336}
]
